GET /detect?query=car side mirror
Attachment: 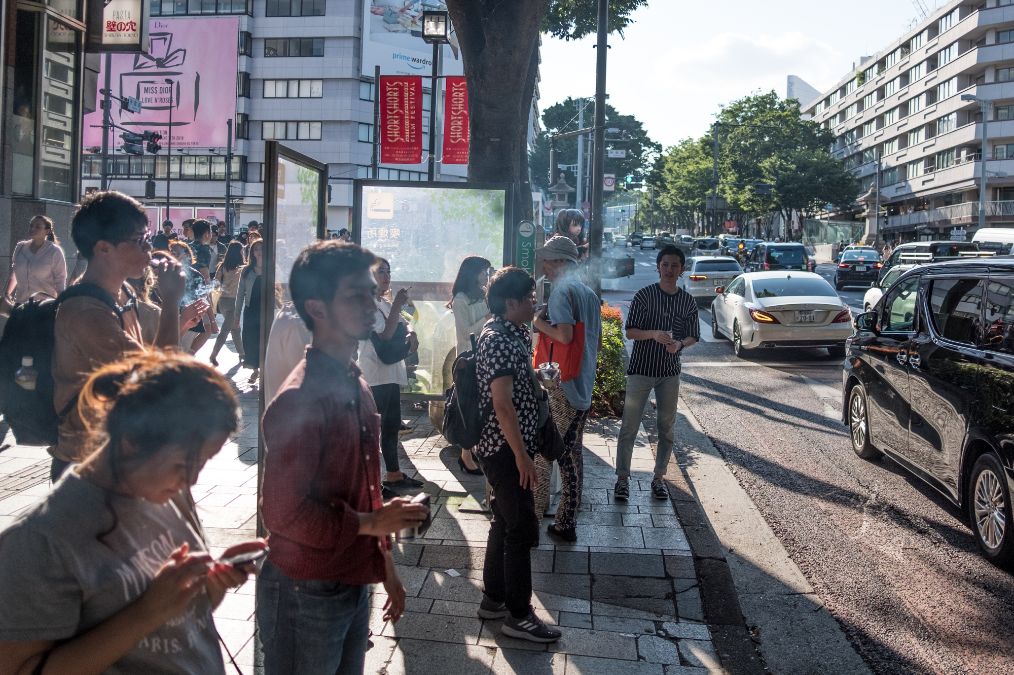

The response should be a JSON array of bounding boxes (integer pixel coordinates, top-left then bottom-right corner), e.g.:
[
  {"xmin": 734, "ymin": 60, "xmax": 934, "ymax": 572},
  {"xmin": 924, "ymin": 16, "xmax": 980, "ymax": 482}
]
[
  {"xmin": 715, "ymin": 286, "xmax": 725, "ymax": 295},
  {"xmin": 855, "ymin": 311, "xmax": 878, "ymax": 333}
]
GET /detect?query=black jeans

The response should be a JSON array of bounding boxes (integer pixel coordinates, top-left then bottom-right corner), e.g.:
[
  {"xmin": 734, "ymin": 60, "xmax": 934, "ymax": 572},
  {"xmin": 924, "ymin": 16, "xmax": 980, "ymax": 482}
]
[
  {"xmin": 370, "ymin": 383, "xmax": 401, "ymax": 473},
  {"xmin": 477, "ymin": 448, "xmax": 539, "ymax": 619}
]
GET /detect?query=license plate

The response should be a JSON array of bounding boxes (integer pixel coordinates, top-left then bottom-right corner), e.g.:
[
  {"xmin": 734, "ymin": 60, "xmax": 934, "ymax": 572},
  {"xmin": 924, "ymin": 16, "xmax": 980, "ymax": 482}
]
[
  {"xmin": 855, "ymin": 265, "xmax": 867, "ymax": 272},
  {"xmin": 796, "ymin": 311, "xmax": 815, "ymax": 323}
]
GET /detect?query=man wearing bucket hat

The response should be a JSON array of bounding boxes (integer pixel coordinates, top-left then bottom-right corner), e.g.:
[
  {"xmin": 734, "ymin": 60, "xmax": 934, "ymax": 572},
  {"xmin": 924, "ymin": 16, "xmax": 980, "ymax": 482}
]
[{"xmin": 532, "ymin": 235, "xmax": 601, "ymax": 542}]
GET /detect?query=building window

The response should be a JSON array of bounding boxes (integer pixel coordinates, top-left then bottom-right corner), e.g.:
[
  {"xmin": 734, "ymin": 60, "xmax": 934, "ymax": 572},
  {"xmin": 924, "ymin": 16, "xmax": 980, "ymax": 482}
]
[
  {"xmin": 262, "ymin": 121, "xmax": 323, "ymax": 140},
  {"xmin": 935, "ymin": 148, "xmax": 955, "ymax": 169},
  {"xmin": 994, "ymin": 143, "xmax": 1014, "ymax": 159},
  {"xmin": 862, "ymin": 121, "xmax": 876, "ymax": 137},
  {"xmin": 360, "ymin": 81, "xmax": 375, "ymax": 101},
  {"xmin": 884, "ymin": 78, "xmax": 898, "ymax": 96},
  {"xmin": 936, "ymin": 112, "xmax": 957, "ymax": 134},
  {"xmin": 937, "ymin": 77, "xmax": 955, "ymax": 99},
  {"xmin": 909, "ymin": 126, "xmax": 926, "ymax": 146},
  {"xmin": 863, "ymin": 147, "xmax": 878, "ymax": 163},
  {"xmin": 863, "ymin": 92, "xmax": 877, "ymax": 109},
  {"xmin": 152, "ymin": 0, "xmax": 251, "ymax": 15},
  {"xmin": 882, "ymin": 166, "xmax": 899, "ymax": 185},
  {"xmin": 909, "ymin": 159, "xmax": 925, "ymax": 178},
  {"xmin": 911, "ymin": 30, "xmax": 925, "ymax": 51},
  {"xmin": 358, "ymin": 123, "xmax": 373, "ymax": 143},
  {"xmin": 845, "ymin": 79, "xmax": 857, "ymax": 95},
  {"xmin": 908, "ymin": 93, "xmax": 923, "ymax": 114},
  {"xmin": 239, "ymin": 31, "xmax": 252, "ymax": 56},
  {"xmin": 263, "ymin": 79, "xmax": 323, "ymax": 98},
  {"xmin": 996, "ymin": 104, "xmax": 1014, "ymax": 121},
  {"xmin": 998, "ymin": 67, "xmax": 1014, "ymax": 83},
  {"xmin": 939, "ymin": 9, "xmax": 956, "ymax": 33},
  {"xmin": 864, "ymin": 65, "xmax": 877, "ymax": 82},
  {"xmin": 909, "ymin": 62, "xmax": 924, "ymax": 82},
  {"xmin": 237, "ymin": 72, "xmax": 250, "ymax": 97},
  {"xmin": 265, "ymin": 0, "xmax": 325, "ymax": 16},
  {"xmin": 264, "ymin": 38, "xmax": 324, "ymax": 57},
  {"xmin": 883, "ymin": 107, "xmax": 898, "ymax": 125},
  {"xmin": 235, "ymin": 112, "xmax": 249, "ymax": 139},
  {"xmin": 937, "ymin": 42, "xmax": 958, "ymax": 67},
  {"xmin": 883, "ymin": 137, "xmax": 898, "ymax": 155}
]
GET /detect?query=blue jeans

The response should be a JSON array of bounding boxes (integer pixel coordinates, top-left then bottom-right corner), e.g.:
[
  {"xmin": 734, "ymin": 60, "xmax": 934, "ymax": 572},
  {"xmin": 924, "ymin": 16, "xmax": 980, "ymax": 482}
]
[
  {"xmin": 256, "ymin": 560, "xmax": 370, "ymax": 675},
  {"xmin": 614, "ymin": 374, "xmax": 681, "ymax": 479}
]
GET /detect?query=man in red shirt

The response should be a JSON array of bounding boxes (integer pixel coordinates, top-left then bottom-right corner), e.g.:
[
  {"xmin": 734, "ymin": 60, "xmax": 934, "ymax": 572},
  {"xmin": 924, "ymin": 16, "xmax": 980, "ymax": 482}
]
[{"xmin": 256, "ymin": 241, "xmax": 428, "ymax": 674}]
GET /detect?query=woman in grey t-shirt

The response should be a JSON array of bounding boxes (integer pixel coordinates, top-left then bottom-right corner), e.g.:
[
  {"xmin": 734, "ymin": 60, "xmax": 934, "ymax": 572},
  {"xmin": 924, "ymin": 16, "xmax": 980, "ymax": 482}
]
[{"xmin": 0, "ymin": 351, "xmax": 265, "ymax": 674}]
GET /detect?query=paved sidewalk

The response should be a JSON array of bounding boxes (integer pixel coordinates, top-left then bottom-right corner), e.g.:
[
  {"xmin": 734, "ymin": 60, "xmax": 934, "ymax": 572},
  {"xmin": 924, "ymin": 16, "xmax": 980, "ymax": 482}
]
[{"xmin": 0, "ymin": 342, "xmax": 723, "ymax": 674}]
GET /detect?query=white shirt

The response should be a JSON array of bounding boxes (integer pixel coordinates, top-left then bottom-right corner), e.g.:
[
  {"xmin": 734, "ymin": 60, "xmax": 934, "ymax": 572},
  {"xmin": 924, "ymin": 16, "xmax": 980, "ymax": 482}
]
[
  {"xmin": 263, "ymin": 307, "xmax": 312, "ymax": 403},
  {"xmin": 452, "ymin": 292, "xmax": 489, "ymax": 355},
  {"xmin": 11, "ymin": 239, "xmax": 67, "ymax": 303},
  {"xmin": 357, "ymin": 298, "xmax": 408, "ymax": 387}
]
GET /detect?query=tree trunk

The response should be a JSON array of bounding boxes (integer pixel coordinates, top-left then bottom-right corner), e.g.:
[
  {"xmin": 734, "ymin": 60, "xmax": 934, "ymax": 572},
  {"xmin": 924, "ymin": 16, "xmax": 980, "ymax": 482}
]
[{"xmin": 446, "ymin": 1, "xmax": 548, "ymax": 226}]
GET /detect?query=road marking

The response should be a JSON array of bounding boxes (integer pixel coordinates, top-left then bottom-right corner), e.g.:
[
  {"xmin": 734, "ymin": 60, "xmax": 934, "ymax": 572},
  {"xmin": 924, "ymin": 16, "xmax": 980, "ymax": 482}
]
[
  {"xmin": 697, "ymin": 317, "xmax": 721, "ymax": 342},
  {"xmin": 685, "ymin": 360, "xmax": 842, "ymax": 368}
]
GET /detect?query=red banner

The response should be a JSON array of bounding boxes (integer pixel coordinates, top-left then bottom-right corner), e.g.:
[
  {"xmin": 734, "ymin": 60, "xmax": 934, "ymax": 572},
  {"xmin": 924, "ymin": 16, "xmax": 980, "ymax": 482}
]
[
  {"xmin": 442, "ymin": 76, "xmax": 470, "ymax": 165},
  {"xmin": 380, "ymin": 76, "xmax": 423, "ymax": 164}
]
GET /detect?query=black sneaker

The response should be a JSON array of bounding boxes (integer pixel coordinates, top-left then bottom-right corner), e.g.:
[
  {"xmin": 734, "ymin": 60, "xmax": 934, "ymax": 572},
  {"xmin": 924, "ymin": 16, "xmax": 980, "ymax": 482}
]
[
  {"xmin": 501, "ymin": 609, "xmax": 562, "ymax": 643},
  {"xmin": 614, "ymin": 479, "xmax": 630, "ymax": 502},
  {"xmin": 547, "ymin": 523, "xmax": 577, "ymax": 542},
  {"xmin": 651, "ymin": 478, "xmax": 669, "ymax": 500},
  {"xmin": 477, "ymin": 595, "xmax": 509, "ymax": 620}
]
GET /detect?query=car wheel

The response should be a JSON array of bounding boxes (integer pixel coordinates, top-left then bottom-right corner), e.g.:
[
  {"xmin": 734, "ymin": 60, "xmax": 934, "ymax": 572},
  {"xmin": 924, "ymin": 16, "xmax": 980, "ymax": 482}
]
[
  {"xmin": 732, "ymin": 321, "xmax": 749, "ymax": 358},
  {"xmin": 969, "ymin": 453, "xmax": 1014, "ymax": 567},
  {"xmin": 835, "ymin": 280, "xmax": 844, "ymax": 291},
  {"xmin": 827, "ymin": 345, "xmax": 846, "ymax": 358},
  {"xmin": 864, "ymin": 303, "xmax": 871, "ymax": 312},
  {"xmin": 847, "ymin": 385, "xmax": 881, "ymax": 460},
  {"xmin": 711, "ymin": 310, "xmax": 726, "ymax": 340}
]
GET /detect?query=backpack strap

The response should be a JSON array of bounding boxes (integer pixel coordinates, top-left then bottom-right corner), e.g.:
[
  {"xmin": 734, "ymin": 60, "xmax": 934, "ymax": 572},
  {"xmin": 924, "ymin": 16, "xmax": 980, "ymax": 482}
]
[{"xmin": 56, "ymin": 282, "xmax": 135, "ymax": 329}]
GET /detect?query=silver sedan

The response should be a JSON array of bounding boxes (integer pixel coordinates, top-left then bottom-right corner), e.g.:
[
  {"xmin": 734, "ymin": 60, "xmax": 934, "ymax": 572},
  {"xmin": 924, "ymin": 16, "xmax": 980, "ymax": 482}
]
[
  {"xmin": 710, "ymin": 271, "xmax": 853, "ymax": 358},
  {"xmin": 677, "ymin": 256, "xmax": 743, "ymax": 303}
]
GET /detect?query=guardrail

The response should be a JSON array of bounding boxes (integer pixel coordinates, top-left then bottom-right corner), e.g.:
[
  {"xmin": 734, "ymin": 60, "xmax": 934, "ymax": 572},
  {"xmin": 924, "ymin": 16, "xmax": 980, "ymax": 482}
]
[{"xmin": 885, "ymin": 200, "xmax": 1014, "ymax": 229}]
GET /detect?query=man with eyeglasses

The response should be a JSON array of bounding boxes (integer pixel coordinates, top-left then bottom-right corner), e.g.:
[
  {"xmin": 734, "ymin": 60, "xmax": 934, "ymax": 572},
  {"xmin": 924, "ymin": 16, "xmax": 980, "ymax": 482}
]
[{"xmin": 50, "ymin": 191, "xmax": 187, "ymax": 482}]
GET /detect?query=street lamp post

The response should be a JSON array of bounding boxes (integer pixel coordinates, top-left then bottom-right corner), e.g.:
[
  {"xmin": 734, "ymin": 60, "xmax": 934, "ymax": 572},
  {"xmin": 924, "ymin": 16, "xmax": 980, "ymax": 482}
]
[
  {"xmin": 962, "ymin": 93, "xmax": 990, "ymax": 231},
  {"xmin": 165, "ymin": 78, "xmax": 174, "ymax": 220},
  {"xmin": 421, "ymin": 11, "xmax": 450, "ymax": 182}
]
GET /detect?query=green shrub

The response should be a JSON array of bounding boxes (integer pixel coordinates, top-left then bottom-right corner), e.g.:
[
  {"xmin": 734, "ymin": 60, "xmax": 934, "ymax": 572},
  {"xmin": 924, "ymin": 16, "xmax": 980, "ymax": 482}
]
[{"xmin": 592, "ymin": 303, "xmax": 626, "ymax": 417}]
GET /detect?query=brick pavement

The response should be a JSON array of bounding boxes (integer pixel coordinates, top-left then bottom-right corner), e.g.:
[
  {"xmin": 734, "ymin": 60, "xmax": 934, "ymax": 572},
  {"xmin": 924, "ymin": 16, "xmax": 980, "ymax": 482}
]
[{"xmin": 0, "ymin": 341, "xmax": 722, "ymax": 674}]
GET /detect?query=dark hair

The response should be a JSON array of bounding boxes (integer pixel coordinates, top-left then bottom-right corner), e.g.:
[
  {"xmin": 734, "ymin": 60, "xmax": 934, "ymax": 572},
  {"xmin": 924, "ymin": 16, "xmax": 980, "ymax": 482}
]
[
  {"xmin": 182, "ymin": 219, "xmax": 195, "ymax": 232},
  {"xmin": 555, "ymin": 209, "xmax": 586, "ymax": 244},
  {"xmin": 449, "ymin": 256, "xmax": 492, "ymax": 307},
  {"xmin": 243, "ymin": 239, "xmax": 263, "ymax": 278},
  {"xmin": 486, "ymin": 266, "xmax": 535, "ymax": 317},
  {"xmin": 30, "ymin": 215, "xmax": 59, "ymax": 245},
  {"xmin": 656, "ymin": 245, "xmax": 685, "ymax": 267},
  {"xmin": 162, "ymin": 219, "xmax": 173, "ymax": 229},
  {"xmin": 71, "ymin": 191, "xmax": 147, "ymax": 260},
  {"xmin": 79, "ymin": 351, "xmax": 239, "ymax": 540},
  {"xmin": 170, "ymin": 240, "xmax": 195, "ymax": 265},
  {"xmin": 220, "ymin": 240, "xmax": 245, "ymax": 273},
  {"xmin": 191, "ymin": 219, "xmax": 211, "ymax": 241},
  {"xmin": 289, "ymin": 241, "xmax": 376, "ymax": 331}
]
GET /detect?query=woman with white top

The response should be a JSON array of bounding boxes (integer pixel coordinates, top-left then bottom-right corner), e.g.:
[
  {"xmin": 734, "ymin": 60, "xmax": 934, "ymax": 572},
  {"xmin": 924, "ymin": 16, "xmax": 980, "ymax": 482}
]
[
  {"xmin": 209, "ymin": 241, "xmax": 247, "ymax": 366},
  {"xmin": 448, "ymin": 256, "xmax": 492, "ymax": 475},
  {"xmin": 358, "ymin": 257, "xmax": 421, "ymax": 489},
  {"xmin": 4, "ymin": 215, "xmax": 68, "ymax": 305}
]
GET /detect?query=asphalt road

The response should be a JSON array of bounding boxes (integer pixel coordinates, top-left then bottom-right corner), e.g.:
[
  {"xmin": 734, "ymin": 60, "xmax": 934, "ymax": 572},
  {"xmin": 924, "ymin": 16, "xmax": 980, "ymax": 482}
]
[{"xmin": 604, "ymin": 245, "xmax": 1014, "ymax": 674}]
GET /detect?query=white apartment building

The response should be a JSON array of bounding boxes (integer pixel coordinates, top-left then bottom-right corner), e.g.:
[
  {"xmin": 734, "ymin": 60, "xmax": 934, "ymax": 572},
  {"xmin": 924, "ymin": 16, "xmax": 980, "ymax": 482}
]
[
  {"xmin": 81, "ymin": 1, "xmax": 538, "ymax": 231},
  {"xmin": 804, "ymin": 0, "xmax": 1014, "ymax": 240}
]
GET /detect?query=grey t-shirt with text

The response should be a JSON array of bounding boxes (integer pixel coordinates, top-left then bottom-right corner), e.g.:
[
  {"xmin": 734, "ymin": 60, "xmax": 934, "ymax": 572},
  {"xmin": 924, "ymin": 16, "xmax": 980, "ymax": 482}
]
[
  {"xmin": 0, "ymin": 472, "xmax": 225, "ymax": 674},
  {"xmin": 548, "ymin": 271, "xmax": 602, "ymax": 411}
]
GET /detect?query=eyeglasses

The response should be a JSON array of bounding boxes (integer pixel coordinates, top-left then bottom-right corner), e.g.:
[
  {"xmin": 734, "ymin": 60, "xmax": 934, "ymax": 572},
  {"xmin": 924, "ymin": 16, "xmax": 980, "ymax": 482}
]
[{"xmin": 120, "ymin": 232, "xmax": 151, "ymax": 248}]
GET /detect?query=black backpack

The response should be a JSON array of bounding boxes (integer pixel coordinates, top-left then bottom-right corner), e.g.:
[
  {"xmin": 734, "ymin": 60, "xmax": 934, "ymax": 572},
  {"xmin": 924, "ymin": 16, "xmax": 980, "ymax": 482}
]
[
  {"xmin": 442, "ymin": 332, "xmax": 483, "ymax": 449},
  {"xmin": 0, "ymin": 284, "xmax": 126, "ymax": 446}
]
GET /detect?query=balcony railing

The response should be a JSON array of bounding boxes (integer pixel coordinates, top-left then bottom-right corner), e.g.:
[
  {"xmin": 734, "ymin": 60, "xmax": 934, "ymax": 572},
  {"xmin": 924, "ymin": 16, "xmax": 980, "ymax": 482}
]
[{"xmin": 886, "ymin": 200, "xmax": 1014, "ymax": 229}]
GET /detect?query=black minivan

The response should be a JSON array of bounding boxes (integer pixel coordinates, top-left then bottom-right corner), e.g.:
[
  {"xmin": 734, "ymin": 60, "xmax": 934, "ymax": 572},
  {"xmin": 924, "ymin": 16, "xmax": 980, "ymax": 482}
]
[
  {"xmin": 844, "ymin": 259, "xmax": 1014, "ymax": 567},
  {"xmin": 744, "ymin": 242, "xmax": 811, "ymax": 272}
]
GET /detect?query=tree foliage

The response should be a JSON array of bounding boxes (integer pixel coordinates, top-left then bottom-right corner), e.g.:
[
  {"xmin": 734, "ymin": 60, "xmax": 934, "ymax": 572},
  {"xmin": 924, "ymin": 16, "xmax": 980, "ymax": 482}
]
[
  {"xmin": 530, "ymin": 97, "xmax": 660, "ymax": 191},
  {"xmin": 544, "ymin": 0, "xmax": 648, "ymax": 39},
  {"xmin": 648, "ymin": 91, "xmax": 858, "ymax": 235}
]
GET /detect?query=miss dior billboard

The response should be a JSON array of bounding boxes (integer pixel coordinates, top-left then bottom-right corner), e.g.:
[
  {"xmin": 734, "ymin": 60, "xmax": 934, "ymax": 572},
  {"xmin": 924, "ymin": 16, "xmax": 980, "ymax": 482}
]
[{"xmin": 83, "ymin": 17, "xmax": 239, "ymax": 149}]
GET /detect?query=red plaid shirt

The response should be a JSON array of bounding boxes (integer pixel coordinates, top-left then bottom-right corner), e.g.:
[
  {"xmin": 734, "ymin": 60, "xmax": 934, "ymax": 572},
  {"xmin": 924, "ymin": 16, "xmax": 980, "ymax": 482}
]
[{"xmin": 260, "ymin": 348, "xmax": 387, "ymax": 583}]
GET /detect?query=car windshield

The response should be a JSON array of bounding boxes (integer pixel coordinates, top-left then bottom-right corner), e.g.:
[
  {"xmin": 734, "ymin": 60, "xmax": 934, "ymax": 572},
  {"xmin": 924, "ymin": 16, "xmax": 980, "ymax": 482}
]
[
  {"xmin": 695, "ymin": 260, "xmax": 742, "ymax": 272},
  {"xmin": 766, "ymin": 246, "xmax": 806, "ymax": 265},
  {"xmin": 842, "ymin": 251, "xmax": 879, "ymax": 261},
  {"xmin": 695, "ymin": 239, "xmax": 720, "ymax": 250},
  {"xmin": 931, "ymin": 242, "xmax": 978, "ymax": 257},
  {"xmin": 752, "ymin": 276, "xmax": 837, "ymax": 298},
  {"xmin": 881, "ymin": 267, "xmax": 907, "ymax": 287}
]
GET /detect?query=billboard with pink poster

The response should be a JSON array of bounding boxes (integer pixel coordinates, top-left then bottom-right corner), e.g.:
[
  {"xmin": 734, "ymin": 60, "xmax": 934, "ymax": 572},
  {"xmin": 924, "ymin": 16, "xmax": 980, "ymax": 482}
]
[
  {"xmin": 195, "ymin": 208, "xmax": 225, "ymax": 226},
  {"xmin": 83, "ymin": 16, "xmax": 239, "ymax": 149},
  {"xmin": 143, "ymin": 207, "xmax": 160, "ymax": 232}
]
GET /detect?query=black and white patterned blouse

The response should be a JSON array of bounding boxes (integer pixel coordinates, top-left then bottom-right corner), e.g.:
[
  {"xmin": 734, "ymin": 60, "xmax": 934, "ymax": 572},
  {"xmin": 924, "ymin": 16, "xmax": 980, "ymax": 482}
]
[{"xmin": 475, "ymin": 317, "xmax": 540, "ymax": 459}]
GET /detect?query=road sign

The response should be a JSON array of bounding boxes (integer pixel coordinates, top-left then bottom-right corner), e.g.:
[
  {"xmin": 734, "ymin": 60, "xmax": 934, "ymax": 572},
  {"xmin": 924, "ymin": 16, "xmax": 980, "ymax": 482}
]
[
  {"xmin": 607, "ymin": 149, "xmax": 626, "ymax": 158},
  {"xmin": 603, "ymin": 174, "xmax": 616, "ymax": 191},
  {"xmin": 516, "ymin": 220, "xmax": 537, "ymax": 275}
]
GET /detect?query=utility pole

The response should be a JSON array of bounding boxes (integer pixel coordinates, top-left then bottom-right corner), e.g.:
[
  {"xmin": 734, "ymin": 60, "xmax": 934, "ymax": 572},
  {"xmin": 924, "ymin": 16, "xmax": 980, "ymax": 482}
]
[
  {"xmin": 711, "ymin": 122, "xmax": 719, "ymax": 237},
  {"xmin": 225, "ymin": 118, "xmax": 233, "ymax": 234},
  {"xmin": 427, "ymin": 42, "xmax": 440, "ymax": 181},
  {"xmin": 100, "ymin": 53, "xmax": 112, "ymax": 190},
  {"xmin": 873, "ymin": 153, "xmax": 881, "ymax": 245},
  {"xmin": 589, "ymin": 0, "xmax": 609, "ymax": 293},
  {"xmin": 576, "ymin": 101, "xmax": 585, "ymax": 210},
  {"xmin": 165, "ymin": 79, "xmax": 173, "ymax": 220}
]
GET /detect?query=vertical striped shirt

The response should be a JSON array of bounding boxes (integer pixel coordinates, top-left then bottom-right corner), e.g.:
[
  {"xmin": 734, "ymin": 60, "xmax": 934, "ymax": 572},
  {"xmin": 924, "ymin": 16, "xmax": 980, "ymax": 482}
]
[{"xmin": 626, "ymin": 283, "xmax": 699, "ymax": 377}]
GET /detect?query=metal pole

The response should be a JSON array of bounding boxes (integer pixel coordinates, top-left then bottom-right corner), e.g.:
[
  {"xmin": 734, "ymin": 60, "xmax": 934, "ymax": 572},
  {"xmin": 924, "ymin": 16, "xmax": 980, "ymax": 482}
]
[
  {"xmin": 589, "ymin": 0, "xmax": 608, "ymax": 292},
  {"xmin": 427, "ymin": 42, "xmax": 439, "ymax": 181},
  {"xmin": 225, "ymin": 118, "xmax": 233, "ymax": 234},
  {"xmin": 711, "ymin": 122, "xmax": 719, "ymax": 237},
  {"xmin": 549, "ymin": 139, "xmax": 557, "ymax": 187},
  {"xmin": 100, "ymin": 54, "xmax": 111, "ymax": 190},
  {"xmin": 979, "ymin": 100, "xmax": 989, "ymax": 232},
  {"xmin": 576, "ymin": 101, "xmax": 585, "ymax": 210},
  {"xmin": 165, "ymin": 79, "xmax": 173, "ymax": 219},
  {"xmin": 372, "ymin": 65, "xmax": 380, "ymax": 179},
  {"xmin": 874, "ymin": 154, "xmax": 881, "ymax": 245}
]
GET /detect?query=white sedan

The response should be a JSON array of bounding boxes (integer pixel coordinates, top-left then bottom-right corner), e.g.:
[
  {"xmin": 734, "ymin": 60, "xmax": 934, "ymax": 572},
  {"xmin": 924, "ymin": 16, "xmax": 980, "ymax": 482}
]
[
  {"xmin": 710, "ymin": 271, "xmax": 852, "ymax": 358},
  {"xmin": 862, "ymin": 264, "xmax": 915, "ymax": 312},
  {"xmin": 677, "ymin": 256, "xmax": 743, "ymax": 303}
]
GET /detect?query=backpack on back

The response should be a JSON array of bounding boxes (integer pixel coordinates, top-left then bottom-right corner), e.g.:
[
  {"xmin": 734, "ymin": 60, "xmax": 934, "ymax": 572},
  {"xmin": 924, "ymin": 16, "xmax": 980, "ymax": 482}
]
[
  {"xmin": 442, "ymin": 332, "xmax": 484, "ymax": 449},
  {"xmin": 0, "ymin": 284, "xmax": 124, "ymax": 446}
]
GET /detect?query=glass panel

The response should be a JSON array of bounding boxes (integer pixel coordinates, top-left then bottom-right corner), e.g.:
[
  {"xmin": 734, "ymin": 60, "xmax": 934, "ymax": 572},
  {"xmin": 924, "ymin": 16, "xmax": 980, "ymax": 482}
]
[
  {"xmin": 11, "ymin": 11, "xmax": 39, "ymax": 196},
  {"xmin": 40, "ymin": 16, "xmax": 79, "ymax": 201},
  {"xmin": 929, "ymin": 279, "xmax": 983, "ymax": 344},
  {"xmin": 299, "ymin": 80, "xmax": 311, "ymax": 97},
  {"xmin": 983, "ymin": 279, "xmax": 1014, "ymax": 354},
  {"xmin": 883, "ymin": 279, "xmax": 919, "ymax": 332},
  {"xmin": 309, "ymin": 80, "xmax": 322, "ymax": 97},
  {"xmin": 309, "ymin": 122, "xmax": 321, "ymax": 139},
  {"xmin": 211, "ymin": 156, "xmax": 226, "ymax": 180},
  {"xmin": 273, "ymin": 154, "xmax": 321, "ymax": 302},
  {"xmin": 288, "ymin": 80, "xmax": 299, "ymax": 97}
]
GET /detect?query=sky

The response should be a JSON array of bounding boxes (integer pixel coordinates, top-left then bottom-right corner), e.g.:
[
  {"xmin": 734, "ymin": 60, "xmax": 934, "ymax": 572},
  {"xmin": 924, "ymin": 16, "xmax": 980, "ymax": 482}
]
[{"xmin": 538, "ymin": 0, "xmax": 943, "ymax": 148}]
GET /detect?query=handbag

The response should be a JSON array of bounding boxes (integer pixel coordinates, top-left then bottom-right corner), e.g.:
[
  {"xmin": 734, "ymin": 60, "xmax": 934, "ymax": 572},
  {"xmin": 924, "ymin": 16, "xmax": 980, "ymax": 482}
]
[
  {"xmin": 370, "ymin": 318, "xmax": 411, "ymax": 365},
  {"xmin": 532, "ymin": 288, "xmax": 586, "ymax": 382}
]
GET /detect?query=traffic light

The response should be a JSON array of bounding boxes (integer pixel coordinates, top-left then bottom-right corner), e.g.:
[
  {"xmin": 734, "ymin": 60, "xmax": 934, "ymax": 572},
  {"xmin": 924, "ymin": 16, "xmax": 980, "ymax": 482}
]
[
  {"xmin": 624, "ymin": 174, "xmax": 634, "ymax": 186},
  {"xmin": 143, "ymin": 131, "xmax": 162, "ymax": 154},
  {"xmin": 120, "ymin": 131, "xmax": 144, "ymax": 155},
  {"xmin": 145, "ymin": 179, "xmax": 156, "ymax": 199}
]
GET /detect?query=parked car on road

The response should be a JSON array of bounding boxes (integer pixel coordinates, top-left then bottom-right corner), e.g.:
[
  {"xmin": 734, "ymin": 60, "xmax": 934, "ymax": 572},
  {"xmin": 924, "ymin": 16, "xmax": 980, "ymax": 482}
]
[
  {"xmin": 629, "ymin": 232, "xmax": 644, "ymax": 247},
  {"xmin": 972, "ymin": 227, "xmax": 1014, "ymax": 255},
  {"xmin": 835, "ymin": 250, "xmax": 883, "ymax": 290},
  {"xmin": 836, "ymin": 244, "xmax": 878, "ymax": 263},
  {"xmin": 844, "ymin": 258, "xmax": 1014, "ymax": 567},
  {"xmin": 677, "ymin": 256, "xmax": 743, "ymax": 303},
  {"xmin": 640, "ymin": 235, "xmax": 657, "ymax": 250},
  {"xmin": 692, "ymin": 237, "xmax": 722, "ymax": 257},
  {"xmin": 862, "ymin": 264, "xmax": 915, "ymax": 312},
  {"xmin": 880, "ymin": 241, "xmax": 985, "ymax": 277},
  {"xmin": 744, "ymin": 242, "xmax": 811, "ymax": 272},
  {"xmin": 615, "ymin": 235, "xmax": 627, "ymax": 247},
  {"xmin": 710, "ymin": 271, "xmax": 852, "ymax": 358}
]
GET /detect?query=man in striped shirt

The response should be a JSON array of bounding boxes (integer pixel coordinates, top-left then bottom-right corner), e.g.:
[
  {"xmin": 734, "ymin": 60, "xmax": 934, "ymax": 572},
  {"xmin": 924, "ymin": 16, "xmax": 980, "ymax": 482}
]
[{"xmin": 614, "ymin": 245, "xmax": 699, "ymax": 501}]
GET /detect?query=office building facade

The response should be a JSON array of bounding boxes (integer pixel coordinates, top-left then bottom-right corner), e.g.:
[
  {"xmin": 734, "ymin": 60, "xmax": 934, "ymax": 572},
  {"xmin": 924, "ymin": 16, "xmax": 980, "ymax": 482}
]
[{"xmin": 804, "ymin": 0, "xmax": 1014, "ymax": 240}]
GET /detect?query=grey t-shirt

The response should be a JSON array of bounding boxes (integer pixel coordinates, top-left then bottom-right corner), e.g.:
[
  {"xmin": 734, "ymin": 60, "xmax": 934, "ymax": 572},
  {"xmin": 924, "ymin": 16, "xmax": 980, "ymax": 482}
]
[
  {"xmin": 548, "ymin": 271, "xmax": 602, "ymax": 411},
  {"xmin": 0, "ymin": 472, "xmax": 225, "ymax": 674}
]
